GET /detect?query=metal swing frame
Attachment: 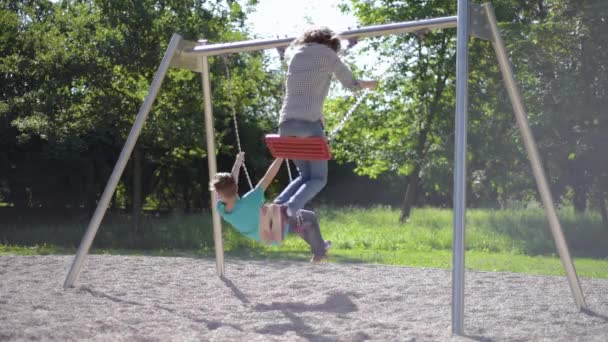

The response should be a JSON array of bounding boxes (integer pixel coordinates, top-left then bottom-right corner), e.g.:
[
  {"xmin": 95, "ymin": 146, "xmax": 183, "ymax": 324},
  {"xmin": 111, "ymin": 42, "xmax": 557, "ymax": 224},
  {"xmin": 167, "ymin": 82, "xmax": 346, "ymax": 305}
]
[{"xmin": 63, "ymin": 1, "xmax": 587, "ymax": 335}]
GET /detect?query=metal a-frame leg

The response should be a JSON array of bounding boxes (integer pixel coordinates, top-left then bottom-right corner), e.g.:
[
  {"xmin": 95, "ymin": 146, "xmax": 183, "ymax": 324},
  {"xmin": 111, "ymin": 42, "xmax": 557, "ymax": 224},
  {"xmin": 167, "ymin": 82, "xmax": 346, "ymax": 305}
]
[
  {"xmin": 63, "ymin": 34, "xmax": 183, "ymax": 288},
  {"xmin": 452, "ymin": 0, "xmax": 469, "ymax": 335},
  {"xmin": 198, "ymin": 40, "xmax": 225, "ymax": 277},
  {"xmin": 172, "ymin": 38, "xmax": 226, "ymax": 277},
  {"xmin": 473, "ymin": 3, "xmax": 587, "ymax": 310}
]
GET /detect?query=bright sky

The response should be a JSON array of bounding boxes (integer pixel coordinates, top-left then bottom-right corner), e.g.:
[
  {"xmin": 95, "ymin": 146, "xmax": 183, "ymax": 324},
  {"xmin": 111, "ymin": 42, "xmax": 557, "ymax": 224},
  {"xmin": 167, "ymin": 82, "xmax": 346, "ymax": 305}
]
[
  {"xmin": 244, "ymin": 0, "xmax": 385, "ymax": 77},
  {"xmin": 245, "ymin": 0, "xmax": 358, "ymax": 38}
]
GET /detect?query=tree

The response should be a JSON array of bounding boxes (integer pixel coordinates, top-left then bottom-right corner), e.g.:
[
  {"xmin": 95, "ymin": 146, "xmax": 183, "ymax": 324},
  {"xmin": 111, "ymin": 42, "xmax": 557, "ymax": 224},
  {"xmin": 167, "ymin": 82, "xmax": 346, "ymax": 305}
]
[
  {"xmin": 334, "ymin": 0, "xmax": 608, "ymax": 226},
  {"xmin": 495, "ymin": 0, "xmax": 608, "ymax": 218},
  {"xmin": 0, "ymin": 0, "xmax": 282, "ymax": 212},
  {"xmin": 334, "ymin": 0, "xmax": 458, "ymax": 222}
]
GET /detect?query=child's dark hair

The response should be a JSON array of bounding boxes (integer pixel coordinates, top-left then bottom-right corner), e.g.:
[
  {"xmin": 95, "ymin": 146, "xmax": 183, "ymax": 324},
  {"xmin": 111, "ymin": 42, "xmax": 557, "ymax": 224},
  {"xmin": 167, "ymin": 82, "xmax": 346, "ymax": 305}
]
[
  {"xmin": 294, "ymin": 26, "xmax": 341, "ymax": 52},
  {"xmin": 210, "ymin": 173, "xmax": 237, "ymax": 197}
]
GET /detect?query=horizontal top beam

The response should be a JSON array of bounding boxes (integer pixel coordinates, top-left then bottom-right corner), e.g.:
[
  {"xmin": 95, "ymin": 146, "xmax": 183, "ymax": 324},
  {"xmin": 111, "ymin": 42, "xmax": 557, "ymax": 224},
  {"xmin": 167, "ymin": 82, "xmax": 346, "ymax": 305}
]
[{"xmin": 183, "ymin": 15, "xmax": 457, "ymax": 57}]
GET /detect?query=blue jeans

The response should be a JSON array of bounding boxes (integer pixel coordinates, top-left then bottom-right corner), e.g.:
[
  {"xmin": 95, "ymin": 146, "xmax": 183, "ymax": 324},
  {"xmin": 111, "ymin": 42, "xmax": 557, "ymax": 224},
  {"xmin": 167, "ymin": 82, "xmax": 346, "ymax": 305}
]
[{"xmin": 274, "ymin": 119, "xmax": 328, "ymax": 212}]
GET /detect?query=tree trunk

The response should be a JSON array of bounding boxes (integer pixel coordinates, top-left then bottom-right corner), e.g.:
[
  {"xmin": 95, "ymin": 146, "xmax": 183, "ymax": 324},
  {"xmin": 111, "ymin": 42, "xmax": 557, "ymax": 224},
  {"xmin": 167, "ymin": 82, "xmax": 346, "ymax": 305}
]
[
  {"xmin": 599, "ymin": 194, "xmax": 608, "ymax": 229},
  {"xmin": 397, "ymin": 37, "xmax": 450, "ymax": 224},
  {"xmin": 183, "ymin": 181, "xmax": 192, "ymax": 214},
  {"xmin": 132, "ymin": 147, "xmax": 143, "ymax": 226},
  {"xmin": 111, "ymin": 190, "xmax": 117, "ymax": 210},
  {"xmin": 11, "ymin": 183, "xmax": 28, "ymax": 208},
  {"xmin": 572, "ymin": 185, "xmax": 587, "ymax": 214},
  {"xmin": 400, "ymin": 171, "xmax": 420, "ymax": 223}
]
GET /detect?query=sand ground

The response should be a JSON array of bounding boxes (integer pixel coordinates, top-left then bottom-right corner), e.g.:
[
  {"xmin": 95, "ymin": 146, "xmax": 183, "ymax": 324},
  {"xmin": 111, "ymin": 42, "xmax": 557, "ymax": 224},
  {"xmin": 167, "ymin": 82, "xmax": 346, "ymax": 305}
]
[{"xmin": 1, "ymin": 255, "xmax": 607, "ymax": 341}]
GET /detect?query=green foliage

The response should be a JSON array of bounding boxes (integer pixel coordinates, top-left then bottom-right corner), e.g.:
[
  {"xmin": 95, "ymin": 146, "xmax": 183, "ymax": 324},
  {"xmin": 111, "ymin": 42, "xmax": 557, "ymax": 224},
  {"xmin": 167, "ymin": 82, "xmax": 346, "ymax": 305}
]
[
  {"xmin": 332, "ymin": 0, "xmax": 457, "ymax": 179},
  {"xmin": 327, "ymin": 0, "xmax": 462, "ymax": 214},
  {"xmin": 0, "ymin": 0, "xmax": 282, "ymax": 209},
  {"xmin": 329, "ymin": 0, "xmax": 608, "ymax": 213},
  {"xmin": 467, "ymin": 0, "xmax": 608, "ymax": 210},
  {"xmin": 1, "ymin": 0, "xmax": 607, "ymax": 224}
]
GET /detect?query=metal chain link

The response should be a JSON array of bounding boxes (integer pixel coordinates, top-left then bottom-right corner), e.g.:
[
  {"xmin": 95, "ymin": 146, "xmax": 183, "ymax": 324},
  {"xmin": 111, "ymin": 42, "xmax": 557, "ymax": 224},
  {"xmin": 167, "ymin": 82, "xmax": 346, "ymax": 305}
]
[
  {"xmin": 327, "ymin": 42, "xmax": 414, "ymax": 143},
  {"xmin": 222, "ymin": 56, "xmax": 254, "ymax": 190},
  {"xmin": 327, "ymin": 88, "xmax": 371, "ymax": 142},
  {"xmin": 327, "ymin": 30, "xmax": 427, "ymax": 142},
  {"xmin": 276, "ymin": 48, "xmax": 294, "ymax": 183},
  {"xmin": 222, "ymin": 43, "xmax": 382, "ymax": 189},
  {"xmin": 284, "ymin": 158, "xmax": 293, "ymax": 182}
]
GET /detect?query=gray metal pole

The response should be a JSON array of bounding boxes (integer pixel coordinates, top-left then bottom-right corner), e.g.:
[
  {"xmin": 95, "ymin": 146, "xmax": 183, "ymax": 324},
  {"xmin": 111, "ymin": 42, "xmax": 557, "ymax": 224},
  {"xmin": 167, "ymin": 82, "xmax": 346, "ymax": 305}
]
[
  {"xmin": 63, "ymin": 34, "xmax": 183, "ymax": 288},
  {"xmin": 198, "ymin": 43, "xmax": 225, "ymax": 277},
  {"xmin": 452, "ymin": 0, "xmax": 469, "ymax": 335},
  {"xmin": 187, "ymin": 16, "xmax": 458, "ymax": 57},
  {"xmin": 482, "ymin": 3, "xmax": 587, "ymax": 310}
]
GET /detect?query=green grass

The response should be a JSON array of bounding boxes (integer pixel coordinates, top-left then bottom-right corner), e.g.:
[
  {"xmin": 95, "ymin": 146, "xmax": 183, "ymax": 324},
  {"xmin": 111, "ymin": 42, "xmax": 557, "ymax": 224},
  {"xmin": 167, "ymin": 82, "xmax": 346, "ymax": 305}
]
[
  {"xmin": 266, "ymin": 206, "xmax": 608, "ymax": 278},
  {"xmin": 1, "ymin": 206, "xmax": 607, "ymax": 278}
]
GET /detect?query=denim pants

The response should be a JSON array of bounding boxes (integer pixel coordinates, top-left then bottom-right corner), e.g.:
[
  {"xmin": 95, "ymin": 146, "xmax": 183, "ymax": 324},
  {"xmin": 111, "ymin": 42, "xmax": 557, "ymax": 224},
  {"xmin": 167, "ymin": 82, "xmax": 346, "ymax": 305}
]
[{"xmin": 274, "ymin": 119, "xmax": 328, "ymax": 212}]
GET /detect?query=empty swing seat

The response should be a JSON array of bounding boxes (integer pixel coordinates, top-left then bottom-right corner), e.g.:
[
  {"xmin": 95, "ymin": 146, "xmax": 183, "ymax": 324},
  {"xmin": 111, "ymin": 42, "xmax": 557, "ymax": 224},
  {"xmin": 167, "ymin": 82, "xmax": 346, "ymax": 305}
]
[{"xmin": 265, "ymin": 134, "xmax": 332, "ymax": 160}]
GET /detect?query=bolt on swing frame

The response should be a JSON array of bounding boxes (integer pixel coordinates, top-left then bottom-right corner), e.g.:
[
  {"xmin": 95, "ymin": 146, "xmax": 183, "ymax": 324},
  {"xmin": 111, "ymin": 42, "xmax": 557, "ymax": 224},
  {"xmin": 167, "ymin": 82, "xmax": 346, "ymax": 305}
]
[{"xmin": 63, "ymin": 1, "xmax": 586, "ymax": 335}]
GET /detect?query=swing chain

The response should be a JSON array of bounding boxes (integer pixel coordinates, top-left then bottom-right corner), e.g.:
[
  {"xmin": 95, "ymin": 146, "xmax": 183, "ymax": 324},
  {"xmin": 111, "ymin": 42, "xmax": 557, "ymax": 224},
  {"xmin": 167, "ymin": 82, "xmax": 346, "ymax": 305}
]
[
  {"xmin": 275, "ymin": 49, "xmax": 294, "ymax": 183},
  {"xmin": 221, "ymin": 55, "xmax": 254, "ymax": 190},
  {"xmin": 327, "ymin": 88, "xmax": 371, "ymax": 142},
  {"xmin": 284, "ymin": 159, "xmax": 293, "ymax": 182},
  {"xmin": 276, "ymin": 46, "xmax": 287, "ymax": 62},
  {"xmin": 326, "ymin": 46, "xmax": 421, "ymax": 141}
]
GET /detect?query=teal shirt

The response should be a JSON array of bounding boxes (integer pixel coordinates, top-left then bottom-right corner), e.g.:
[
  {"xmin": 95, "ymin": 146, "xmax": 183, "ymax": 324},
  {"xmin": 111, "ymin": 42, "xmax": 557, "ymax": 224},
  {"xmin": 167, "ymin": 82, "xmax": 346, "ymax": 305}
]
[
  {"xmin": 217, "ymin": 186, "xmax": 289, "ymax": 243},
  {"xmin": 217, "ymin": 187, "xmax": 265, "ymax": 241}
]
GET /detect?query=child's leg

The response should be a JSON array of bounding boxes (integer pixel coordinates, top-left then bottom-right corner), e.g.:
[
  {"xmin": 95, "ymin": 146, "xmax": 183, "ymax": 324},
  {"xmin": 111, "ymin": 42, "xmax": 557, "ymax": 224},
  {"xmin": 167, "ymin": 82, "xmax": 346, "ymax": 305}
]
[{"xmin": 258, "ymin": 204, "xmax": 272, "ymax": 243}]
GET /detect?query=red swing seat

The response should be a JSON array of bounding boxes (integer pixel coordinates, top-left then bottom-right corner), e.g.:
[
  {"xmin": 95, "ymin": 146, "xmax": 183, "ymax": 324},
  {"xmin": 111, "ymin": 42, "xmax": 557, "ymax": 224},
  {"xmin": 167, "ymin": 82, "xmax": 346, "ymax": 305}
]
[{"xmin": 264, "ymin": 134, "xmax": 332, "ymax": 160}]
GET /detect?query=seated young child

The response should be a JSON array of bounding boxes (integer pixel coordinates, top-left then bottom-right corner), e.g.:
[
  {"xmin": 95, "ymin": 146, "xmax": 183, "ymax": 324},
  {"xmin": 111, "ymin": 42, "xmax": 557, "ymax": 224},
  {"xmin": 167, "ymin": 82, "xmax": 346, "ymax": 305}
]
[{"xmin": 210, "ymin": 152, "xmax": 330, "ymax": 262}]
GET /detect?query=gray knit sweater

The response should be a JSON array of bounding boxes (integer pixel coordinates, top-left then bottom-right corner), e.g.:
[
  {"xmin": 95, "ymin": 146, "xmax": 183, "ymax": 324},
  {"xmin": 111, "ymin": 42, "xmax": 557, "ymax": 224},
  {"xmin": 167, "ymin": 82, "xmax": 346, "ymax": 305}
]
[{"xmin": 279, "ymin": 43, "xmax": 360, "ymax": 124}]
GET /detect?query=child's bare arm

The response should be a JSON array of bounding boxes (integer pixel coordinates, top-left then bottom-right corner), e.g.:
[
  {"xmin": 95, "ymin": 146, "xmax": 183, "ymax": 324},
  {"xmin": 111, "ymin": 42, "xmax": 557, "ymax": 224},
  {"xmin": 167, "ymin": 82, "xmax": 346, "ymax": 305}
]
[
  {"xmin": 231, "ymin": 152, "xmax": 245, "ymax": 182},
  {"xmin": 257, "ymin": 158, "xmax": 285, "ymax": 191}
]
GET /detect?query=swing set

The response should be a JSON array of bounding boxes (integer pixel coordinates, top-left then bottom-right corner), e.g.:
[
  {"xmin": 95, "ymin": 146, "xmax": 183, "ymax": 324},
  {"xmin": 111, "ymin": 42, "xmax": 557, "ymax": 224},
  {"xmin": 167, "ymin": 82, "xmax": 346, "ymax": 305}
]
[{"xmin": 62, "ymin": 1, "xmax": 588, "ymax": 336}]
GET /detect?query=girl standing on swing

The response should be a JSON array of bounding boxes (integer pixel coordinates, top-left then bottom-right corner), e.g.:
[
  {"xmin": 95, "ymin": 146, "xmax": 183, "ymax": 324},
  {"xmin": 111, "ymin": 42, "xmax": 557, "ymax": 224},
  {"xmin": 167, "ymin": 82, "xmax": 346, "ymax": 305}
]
[{"xmin": 270, "ymin": 26, "xmax": 379, "ymax": 228}]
